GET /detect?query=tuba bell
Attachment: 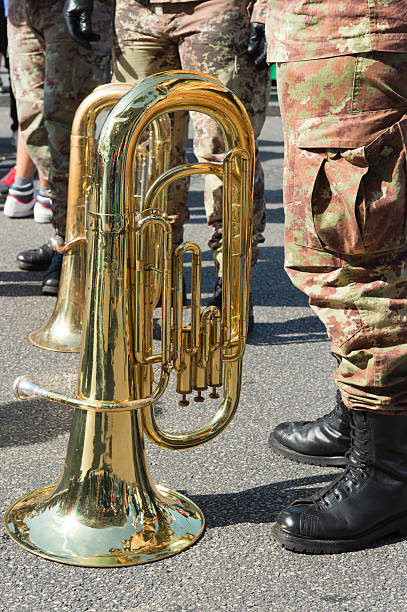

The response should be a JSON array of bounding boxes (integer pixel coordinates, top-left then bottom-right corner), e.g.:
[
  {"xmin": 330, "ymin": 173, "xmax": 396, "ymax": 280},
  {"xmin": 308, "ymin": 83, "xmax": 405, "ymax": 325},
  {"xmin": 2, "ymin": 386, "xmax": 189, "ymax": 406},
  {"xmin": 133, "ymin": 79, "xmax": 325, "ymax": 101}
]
[{"xmin": 5, "ymin": 71, "xmax": 254, "ymax": 567}]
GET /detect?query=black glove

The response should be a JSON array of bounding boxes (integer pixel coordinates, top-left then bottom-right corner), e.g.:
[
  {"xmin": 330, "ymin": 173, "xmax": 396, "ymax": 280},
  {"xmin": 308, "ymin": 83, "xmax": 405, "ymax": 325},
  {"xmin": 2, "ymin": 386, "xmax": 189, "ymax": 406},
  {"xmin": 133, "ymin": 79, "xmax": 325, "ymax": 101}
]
[
  {"xmin": 63, "ymin": 0, "xmax": 99, "ymax": 50},
  {"xmin": 247, "ymin": 22, "xmax": 267, "ymax": 70}
]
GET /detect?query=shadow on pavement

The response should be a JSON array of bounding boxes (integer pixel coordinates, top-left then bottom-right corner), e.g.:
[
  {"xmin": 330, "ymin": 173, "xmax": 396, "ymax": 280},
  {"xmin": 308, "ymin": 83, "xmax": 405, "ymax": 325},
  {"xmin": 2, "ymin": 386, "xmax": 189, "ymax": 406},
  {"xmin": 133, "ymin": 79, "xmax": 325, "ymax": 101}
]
[
  {"xmin": 0, "ymin": 270, "xmax": 47, "ymax": 297},
  {"xmin": 267, "ymin": 206, "xmax": 284, "ymax": 223},
  {"xmin": 185, "ymin": 473, "xmax": 335, "ymax": 527},
  {"xmin": 258, "ymin": 139, "xmax": 283, "ymax": 148},
  {"xmin": 0, "ymin": 400, "xmax": 72, "ymax": 447},
  {"xmin": 265, "ymin": 188, "xmax": 283, "ymax": 204},
  {"xmin": 0, "ymin": 283, "xmax": 44, "ymax": 297},
  {"xmin": 183, "ymin": 246, "xmax": 308, "ymax": 309},
  {"xmin": 252, "ymin": 247, "xmax": 309, "ymax": 308},
  {"xmin": 246, "ymin": 316, "xmax": 327, "ymax": 346},
  {"xmin": 260, "ymin": 150, "xmax": 284, "ymax": 161},
  {"xmin": 0, "ymin": 137, "xmax": 15, "ymax": 156},
  {"xmin": 0, "ymin": 270, "xmax": 43, "ymax": 281}
]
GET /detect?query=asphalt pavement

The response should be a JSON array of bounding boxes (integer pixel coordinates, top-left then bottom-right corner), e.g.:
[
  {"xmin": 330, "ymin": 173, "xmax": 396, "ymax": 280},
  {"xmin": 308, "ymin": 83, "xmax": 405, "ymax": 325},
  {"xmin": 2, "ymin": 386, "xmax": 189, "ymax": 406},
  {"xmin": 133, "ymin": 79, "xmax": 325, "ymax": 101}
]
[{"xmin": 0, "ymin": 86, "xmax": 406, "ymax": 612}]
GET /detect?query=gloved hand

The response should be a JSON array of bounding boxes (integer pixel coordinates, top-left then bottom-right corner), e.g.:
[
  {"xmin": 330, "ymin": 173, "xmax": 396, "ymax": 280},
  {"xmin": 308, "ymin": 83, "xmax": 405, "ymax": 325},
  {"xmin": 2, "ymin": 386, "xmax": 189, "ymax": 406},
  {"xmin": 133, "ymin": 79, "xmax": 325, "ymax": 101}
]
[
  {"xmin": 63, "ymin": 0, "xmax": 99, "ymax": 50},
  {"xmin": 247, "ymin": 22, "xmax": 267, "ymax": 70}
]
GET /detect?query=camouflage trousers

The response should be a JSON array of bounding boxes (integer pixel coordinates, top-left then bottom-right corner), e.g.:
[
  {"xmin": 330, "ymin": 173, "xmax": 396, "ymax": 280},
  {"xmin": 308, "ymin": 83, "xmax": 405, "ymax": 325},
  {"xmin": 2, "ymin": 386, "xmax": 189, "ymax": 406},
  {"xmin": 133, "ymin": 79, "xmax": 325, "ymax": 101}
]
[
  {"xmin": 7, "ymin": 0, "xmax": 113, "ymax": 235},
  {"xmin": 113, "ymin": 0, "xmax": 270, "ymax": 274},
  {"xmin": 278, "ymin": 52, "xmax": 407, "ymax": 413}
]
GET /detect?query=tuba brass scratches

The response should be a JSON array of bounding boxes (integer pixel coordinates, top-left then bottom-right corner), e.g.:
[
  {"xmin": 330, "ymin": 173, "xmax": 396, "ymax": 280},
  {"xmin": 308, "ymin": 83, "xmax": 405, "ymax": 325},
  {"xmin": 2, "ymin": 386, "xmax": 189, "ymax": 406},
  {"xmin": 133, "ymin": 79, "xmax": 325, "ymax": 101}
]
[{"xmin": 5, "ymin": 71, "xmax": 254, "ymax": 567}]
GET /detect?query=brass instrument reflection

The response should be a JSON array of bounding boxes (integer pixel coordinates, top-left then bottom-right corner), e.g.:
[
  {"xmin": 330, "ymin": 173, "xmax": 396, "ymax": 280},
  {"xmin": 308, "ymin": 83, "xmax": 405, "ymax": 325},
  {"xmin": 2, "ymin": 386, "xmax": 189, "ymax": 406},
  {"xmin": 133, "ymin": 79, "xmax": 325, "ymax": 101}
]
[{"xmin": 110, "ymin": 515, "xmax": 175, "ymax": 565}]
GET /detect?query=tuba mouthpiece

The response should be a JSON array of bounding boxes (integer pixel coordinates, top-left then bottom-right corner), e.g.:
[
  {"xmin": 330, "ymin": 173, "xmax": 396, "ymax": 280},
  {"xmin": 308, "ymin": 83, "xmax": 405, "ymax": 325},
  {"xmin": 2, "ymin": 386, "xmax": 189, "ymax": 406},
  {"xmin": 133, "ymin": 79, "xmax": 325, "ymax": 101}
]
[{"xmin": 13, "ymin": 375, "xmax": 46, "ymax": 401}]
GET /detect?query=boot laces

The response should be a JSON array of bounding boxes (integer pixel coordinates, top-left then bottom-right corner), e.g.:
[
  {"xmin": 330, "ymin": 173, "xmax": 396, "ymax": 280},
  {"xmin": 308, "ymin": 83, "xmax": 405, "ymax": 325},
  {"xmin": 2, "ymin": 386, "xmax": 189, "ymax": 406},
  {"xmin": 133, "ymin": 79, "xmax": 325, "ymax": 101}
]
[
  {"xmin": 313, "ymin": 419, "xmax": 369, "ymax": 508},
  {"xmin": 314, "ymin": 406, "xmax": 338, "ymax": 425},
  {"xmin": 313, "ymin": 401, "xmax": 345, "ymax": 428},
  {"xmin": 313, "ymin": 390, "xmax": 345, "ymax": 426}
]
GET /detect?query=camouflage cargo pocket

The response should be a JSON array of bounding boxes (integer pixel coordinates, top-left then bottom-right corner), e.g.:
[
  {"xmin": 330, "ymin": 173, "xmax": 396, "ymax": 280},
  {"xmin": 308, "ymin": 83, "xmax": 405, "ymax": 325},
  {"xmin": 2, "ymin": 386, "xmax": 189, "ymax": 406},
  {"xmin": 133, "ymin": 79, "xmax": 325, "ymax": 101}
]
[
  {"xmin": 289, "ymin": 115, "xmax": 407, "ymax": 255},
  {"xmin": 360, "ymin": 117, "xmax": 407, "ymax": 253}
]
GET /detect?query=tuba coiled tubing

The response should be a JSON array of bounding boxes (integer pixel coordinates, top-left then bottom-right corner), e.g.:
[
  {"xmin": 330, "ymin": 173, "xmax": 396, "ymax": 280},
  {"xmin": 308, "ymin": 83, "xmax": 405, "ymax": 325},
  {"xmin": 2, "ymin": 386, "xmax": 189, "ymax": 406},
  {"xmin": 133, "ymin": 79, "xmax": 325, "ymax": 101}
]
[{"xmin": 5, "ymin": 71, "xmax": 254, "ymax": 567}]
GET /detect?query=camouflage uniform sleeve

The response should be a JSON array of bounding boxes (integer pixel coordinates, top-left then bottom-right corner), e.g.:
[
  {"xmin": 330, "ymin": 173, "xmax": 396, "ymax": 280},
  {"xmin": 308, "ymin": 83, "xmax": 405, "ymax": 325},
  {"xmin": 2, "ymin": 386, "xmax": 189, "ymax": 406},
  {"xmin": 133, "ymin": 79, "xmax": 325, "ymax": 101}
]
[{"xmin": 250, "ymin": 0, "xmax": 268, "ymax": 23}]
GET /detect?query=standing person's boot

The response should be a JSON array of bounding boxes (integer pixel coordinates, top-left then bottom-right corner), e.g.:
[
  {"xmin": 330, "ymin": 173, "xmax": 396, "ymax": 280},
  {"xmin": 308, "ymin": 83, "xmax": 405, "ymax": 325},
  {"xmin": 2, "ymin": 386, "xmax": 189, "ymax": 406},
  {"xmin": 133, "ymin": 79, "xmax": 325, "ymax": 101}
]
[
  {"xmin": 268, "ymin": 390, "xmax": 351, "ymax": 467},
  {"xmin": 42, "ymin": 252, "xmax": 63, "ymax": 296},
  {"xmin": 16, "ymin": 243, "xmax": 54, "ymax": 271},
  {"xmin": 272, "ymin": 410, "xmax": 407, "ymax": 554},
  {"xmin": 209, "ymin": 277, "xmax": 255, "ymax": 334}
]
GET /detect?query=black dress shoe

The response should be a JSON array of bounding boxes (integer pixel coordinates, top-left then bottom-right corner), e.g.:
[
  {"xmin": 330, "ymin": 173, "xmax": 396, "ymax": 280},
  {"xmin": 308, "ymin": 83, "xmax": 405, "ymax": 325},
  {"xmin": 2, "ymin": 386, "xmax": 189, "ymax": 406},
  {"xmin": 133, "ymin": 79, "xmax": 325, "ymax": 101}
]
[
  {"xmin": 209, "ymin": 277, "xmax": 255, "ymax": 334},
  {"xmin": 42, "ymin": 252, "xmax": 63, "ymax": 296},
  {"xmin": 16, "ymin": 243, "xmax": 54, "ymax": 271},
  {"xmin": 272, "ymin": 410, "xmax": 407, "ymax": 554},
  {"xmin": 268, "ymin": 390, "xmax": 350, "ymax": 467}
]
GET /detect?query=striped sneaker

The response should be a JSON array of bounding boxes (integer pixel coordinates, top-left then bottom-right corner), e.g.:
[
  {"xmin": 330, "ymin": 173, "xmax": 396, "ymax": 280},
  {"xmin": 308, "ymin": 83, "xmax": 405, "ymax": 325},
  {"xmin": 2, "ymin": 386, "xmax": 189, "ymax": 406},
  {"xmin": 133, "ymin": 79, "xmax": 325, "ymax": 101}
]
[
  {"xmin": 4, "ymin": 181, "xmax": 35, "ymax": 218},
  {"xmin": 34, "ymin": 191, "xmax": 52, "ymax": 223}
]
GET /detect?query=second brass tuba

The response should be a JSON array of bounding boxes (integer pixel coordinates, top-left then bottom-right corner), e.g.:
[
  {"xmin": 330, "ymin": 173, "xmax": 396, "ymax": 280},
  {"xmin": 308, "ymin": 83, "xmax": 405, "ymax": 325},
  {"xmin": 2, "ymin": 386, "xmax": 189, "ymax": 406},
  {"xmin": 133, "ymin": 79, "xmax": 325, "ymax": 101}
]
[
  {"xmin": 28, "ymin": 82, "xmax": 171, "ymax": 352},
  {"xmin": 5, "ymin": 71, "xmax": 254, "ymax": 567}
]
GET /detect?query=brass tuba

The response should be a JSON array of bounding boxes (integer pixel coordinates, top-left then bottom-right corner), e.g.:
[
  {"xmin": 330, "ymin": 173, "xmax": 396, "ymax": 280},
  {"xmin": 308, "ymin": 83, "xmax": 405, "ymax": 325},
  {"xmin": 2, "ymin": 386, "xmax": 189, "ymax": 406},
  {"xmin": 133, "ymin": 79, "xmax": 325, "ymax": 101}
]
[
  {"xmin": 28, "ymin": 82, "xmax": 171, "ymax": 352},
  {"xmin": 5, "ymin": 71, "xmax": 254, "ymax": 567}
]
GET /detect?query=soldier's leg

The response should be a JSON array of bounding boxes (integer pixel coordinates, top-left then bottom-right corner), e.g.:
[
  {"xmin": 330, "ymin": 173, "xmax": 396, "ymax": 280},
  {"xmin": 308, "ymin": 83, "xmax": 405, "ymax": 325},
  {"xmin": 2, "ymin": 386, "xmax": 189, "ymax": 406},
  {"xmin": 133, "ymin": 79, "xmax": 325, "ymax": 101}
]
[
  {"xmin": 177, "ymin": 0, "xmax": 270, "ymax": 276},
  {"xmin": 40, "ymin": 0, "xmax": 113, "ymax": 238},
  {"xmin": 7, "ymin": 1, "xmax": 50, "ymax": 187},
  {"xmin": 271, "ymin": 52, "xmax": 407, "ymax": 554},
  {"xmin": 5, "ymin": 4, "xmax": 52, "ymax": 227},
  {"xmin": 113, "ymin": 0, "xmax": 190, "ymax": 248},
  {"xmin": 12, "ymin": 1, "xmax": 112, "ymax": 293},
  {"xmin": 270, "ymin": 52, "xmax": 407, "ymax": 465},
  {"xmin": 279, "ymin": 52, "xmax": 407, "ymax": 414}
]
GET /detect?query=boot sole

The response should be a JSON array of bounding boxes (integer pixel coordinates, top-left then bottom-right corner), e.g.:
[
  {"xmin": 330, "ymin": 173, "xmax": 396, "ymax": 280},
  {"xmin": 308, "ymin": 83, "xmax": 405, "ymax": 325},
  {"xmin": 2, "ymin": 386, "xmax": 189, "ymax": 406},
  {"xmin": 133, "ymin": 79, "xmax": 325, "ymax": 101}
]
[
  {"xmin": 272, "ymin": 513, "xmax": 407, "ymax": 554},
  {"xmin": 268, "ymin": 433, "xmax": 347, "ymax": 467}
]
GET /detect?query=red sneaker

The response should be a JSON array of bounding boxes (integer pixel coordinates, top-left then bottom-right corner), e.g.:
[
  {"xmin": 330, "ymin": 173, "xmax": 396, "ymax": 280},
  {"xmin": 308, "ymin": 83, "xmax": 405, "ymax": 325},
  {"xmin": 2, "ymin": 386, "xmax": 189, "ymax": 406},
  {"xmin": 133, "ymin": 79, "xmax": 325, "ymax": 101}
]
[{"xmin": 0, "ymin": 166, "xmax": 16, "ymax": 195}]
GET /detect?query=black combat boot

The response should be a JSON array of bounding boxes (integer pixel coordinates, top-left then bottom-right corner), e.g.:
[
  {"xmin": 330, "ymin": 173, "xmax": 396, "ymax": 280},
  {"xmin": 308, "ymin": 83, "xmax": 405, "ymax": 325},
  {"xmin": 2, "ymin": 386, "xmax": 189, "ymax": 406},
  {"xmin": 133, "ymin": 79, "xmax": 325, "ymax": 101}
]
[
  {"xmin": 268, "ymin": 390, "xmax": 350, "ymax": 467},
  {"xmin": 272, "ymin": 410, "xmax": 407, "ymax": 554},
  {"xmin": 209, "ymin": 277, "xmax": 254, "ymax": 334},
  {"xmin": 42, "ymin": 251, "xmax": 63, "ymax": 296},
  {"xmin": 16, "ymin": 243, "xmax": 54, "ymax": 271}
]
